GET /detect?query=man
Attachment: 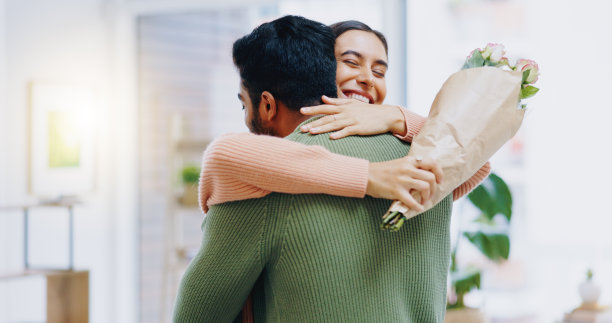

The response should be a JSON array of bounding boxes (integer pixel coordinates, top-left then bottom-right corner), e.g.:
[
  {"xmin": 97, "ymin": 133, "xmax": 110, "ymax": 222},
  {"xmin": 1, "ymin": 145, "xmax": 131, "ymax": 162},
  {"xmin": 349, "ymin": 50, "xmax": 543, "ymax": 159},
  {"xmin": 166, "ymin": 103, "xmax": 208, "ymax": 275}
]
[{"xmin": 173, "ymin": 15, "xmax": 452, "ymax": 322}]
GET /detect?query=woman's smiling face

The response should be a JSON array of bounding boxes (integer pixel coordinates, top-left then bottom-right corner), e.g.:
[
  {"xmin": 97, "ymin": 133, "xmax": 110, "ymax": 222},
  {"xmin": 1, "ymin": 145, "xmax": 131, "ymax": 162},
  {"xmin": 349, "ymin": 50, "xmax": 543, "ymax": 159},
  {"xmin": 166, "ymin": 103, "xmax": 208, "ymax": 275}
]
[{"xmin": 334, "ymin": 30, "xmax": 388, "ymax": 105}]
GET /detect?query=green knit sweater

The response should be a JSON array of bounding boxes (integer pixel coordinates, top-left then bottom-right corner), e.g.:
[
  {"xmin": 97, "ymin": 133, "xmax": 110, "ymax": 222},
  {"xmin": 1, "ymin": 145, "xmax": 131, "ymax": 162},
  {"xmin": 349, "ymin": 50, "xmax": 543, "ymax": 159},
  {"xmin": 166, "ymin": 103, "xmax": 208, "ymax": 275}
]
[{"xmin": 173, "ymin": 119, "xmax": 453, "ymax": 323}]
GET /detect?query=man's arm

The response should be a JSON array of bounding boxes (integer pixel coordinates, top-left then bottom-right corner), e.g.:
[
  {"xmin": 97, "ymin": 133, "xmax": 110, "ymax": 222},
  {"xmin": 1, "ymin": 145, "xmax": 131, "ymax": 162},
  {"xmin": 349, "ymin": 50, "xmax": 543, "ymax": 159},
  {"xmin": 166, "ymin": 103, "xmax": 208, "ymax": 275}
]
[{"xmin": 172, "ymin": 200, "xmax": 269, "ymax": 322}]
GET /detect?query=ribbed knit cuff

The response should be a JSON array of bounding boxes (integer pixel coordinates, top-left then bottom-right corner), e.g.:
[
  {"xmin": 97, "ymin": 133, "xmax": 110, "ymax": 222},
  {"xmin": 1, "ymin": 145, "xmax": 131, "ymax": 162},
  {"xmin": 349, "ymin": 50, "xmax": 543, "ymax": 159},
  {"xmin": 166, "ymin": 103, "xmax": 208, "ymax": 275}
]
[
  {"xmin": 393, "ymin": 106, "xmax": 426, "ymax": 142},
  {"xmin": 452, "ymin": 161, "xmax": 492, "ymax": 200}
]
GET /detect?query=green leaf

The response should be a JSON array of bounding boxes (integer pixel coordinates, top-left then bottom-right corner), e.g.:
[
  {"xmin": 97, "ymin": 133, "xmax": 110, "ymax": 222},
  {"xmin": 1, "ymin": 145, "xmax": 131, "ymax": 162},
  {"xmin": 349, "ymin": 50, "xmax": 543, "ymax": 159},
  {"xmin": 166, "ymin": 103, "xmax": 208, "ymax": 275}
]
[
  {"xmin": 467, "ymin": 184, "xmax": 495, "ymax": 218},
  {"xmin": 484, "ymin": 59, "xmax": 497, "ymax": 67},
  {"xmin": 467, "ymin": 173, "xmax": 512, "ymax": 221},
  {"xmin": 450, "ymin": 267, "xmax": 481, "ymax": 295},
  {"xmin": 181, "ymin": 165, "xmax": 201, "ymax": 183},
  {"xmin": 463, "ymin": 231, "xmax": 510, "ymax": 261},
  {"xmin": 462, "ymin": 50, "xmax": 485, "ymax": 69},
  {"xmin": 473, "ymin": 214, "xmax": 496, "ymax": 226},
  {"xmin": 520, "ymin": 85, "xmax": 539, "ymax": 99}
]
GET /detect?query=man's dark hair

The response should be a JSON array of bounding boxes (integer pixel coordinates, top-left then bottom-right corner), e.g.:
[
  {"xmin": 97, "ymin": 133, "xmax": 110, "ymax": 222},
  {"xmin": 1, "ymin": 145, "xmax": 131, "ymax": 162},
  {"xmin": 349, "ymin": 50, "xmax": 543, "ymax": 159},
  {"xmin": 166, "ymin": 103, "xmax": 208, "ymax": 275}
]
[
  {"xmin": 329, "ymin": 20, "xmax": 388, "ymax": 55},
  {"xmin": 233, "ymin": 15, "xmax": 338, "ymax": 111}
]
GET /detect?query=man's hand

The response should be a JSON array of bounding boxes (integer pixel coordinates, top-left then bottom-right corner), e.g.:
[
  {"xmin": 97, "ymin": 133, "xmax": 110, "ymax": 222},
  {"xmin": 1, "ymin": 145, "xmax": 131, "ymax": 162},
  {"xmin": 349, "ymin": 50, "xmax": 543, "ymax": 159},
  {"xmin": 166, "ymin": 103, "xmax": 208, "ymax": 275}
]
[{"xmin": 366, "ymin": 156, "xmax": 443, "ymax": 212}]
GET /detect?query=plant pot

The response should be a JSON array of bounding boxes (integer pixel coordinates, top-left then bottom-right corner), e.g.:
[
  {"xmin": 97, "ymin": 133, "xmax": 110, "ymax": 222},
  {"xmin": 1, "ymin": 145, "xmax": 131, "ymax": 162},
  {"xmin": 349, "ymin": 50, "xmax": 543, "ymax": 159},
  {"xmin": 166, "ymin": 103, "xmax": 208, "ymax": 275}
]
[
  {"xmin": 180, "ymin": 184, "xmax": 199, "ymax": 207},
  {"xmin": 579, "ymin": 279, "xmax": 601, "ymax": 306},
  {"xmin": 445, "ymin": 308, "xmax": 489, "ymax": 323}
]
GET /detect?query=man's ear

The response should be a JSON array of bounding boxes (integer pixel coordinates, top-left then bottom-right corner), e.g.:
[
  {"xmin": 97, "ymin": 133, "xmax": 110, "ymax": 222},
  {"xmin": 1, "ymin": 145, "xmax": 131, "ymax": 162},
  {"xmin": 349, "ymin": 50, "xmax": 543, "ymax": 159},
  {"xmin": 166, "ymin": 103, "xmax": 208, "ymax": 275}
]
[{"xmin": 259, "ymin": 91, "xmax": 277, "ymax": 121}]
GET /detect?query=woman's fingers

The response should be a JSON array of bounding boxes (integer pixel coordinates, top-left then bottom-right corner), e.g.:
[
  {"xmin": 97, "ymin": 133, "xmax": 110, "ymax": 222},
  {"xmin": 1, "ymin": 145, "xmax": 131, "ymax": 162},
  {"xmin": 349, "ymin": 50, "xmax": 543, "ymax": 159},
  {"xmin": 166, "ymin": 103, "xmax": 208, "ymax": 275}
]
[
  {"xmin": 397, "ymin": 189, "xmax": 425, "ymax": 213},
  {"xmin": 300, "ymin": 105, "xmax": 346, "ymax": 133},
  {"xmin": 414, "ymin": 157, "xmax": 443, "ymax": 184},
  {"xmin": 406, "ymin": 167, "xmax": 436, "ymax": 201},
  {"xmin": 329, "ymin": 126, "xmax": 359, "ymax": 139},
  {"xmin": 308, "ymin": 119, "xmax": 352, "ymax": 134},
  {"xmin": 301, "ymin": 115, "xmax": 351, "ymax": 134},
  {"xmin": 367, "ymin": 159, "xmax": 437, "ymax": 211},
  {"xmin": 301, "ymin": 99, "xmax": 401, "ymax": 137},
  {"xmin": 300, "ymin": 104, "xmax": 341, "ymax": 116}
]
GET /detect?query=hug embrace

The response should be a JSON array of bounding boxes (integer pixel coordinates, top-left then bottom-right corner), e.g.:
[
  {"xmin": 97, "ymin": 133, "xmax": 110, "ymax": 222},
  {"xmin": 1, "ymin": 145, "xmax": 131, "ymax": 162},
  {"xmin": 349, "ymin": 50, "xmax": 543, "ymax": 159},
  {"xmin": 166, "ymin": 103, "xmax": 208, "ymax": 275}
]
[{"xmin": 173, "ymin": 15, "xmax": 496, "ymax": 323}]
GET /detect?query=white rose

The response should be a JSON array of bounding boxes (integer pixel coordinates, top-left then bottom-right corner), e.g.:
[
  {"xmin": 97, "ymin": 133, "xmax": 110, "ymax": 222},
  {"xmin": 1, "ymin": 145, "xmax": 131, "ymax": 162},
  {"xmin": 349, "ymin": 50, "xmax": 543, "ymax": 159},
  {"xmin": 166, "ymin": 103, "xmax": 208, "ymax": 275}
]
[
  {"xmin": 515, "ymin": 58, "xmax": 539, "ymax": 84},
  {"xmin": 482, "ymin": 43, "xmax": 506, "ymax": 63}
]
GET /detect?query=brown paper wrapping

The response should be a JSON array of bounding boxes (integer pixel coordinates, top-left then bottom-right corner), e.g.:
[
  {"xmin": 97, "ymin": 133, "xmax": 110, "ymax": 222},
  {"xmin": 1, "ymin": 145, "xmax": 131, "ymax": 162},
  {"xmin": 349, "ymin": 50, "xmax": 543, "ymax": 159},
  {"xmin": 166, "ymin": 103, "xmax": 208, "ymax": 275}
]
[{"xmin": 389, "ymin": 66, "xmax": 525, "ymax": 219}]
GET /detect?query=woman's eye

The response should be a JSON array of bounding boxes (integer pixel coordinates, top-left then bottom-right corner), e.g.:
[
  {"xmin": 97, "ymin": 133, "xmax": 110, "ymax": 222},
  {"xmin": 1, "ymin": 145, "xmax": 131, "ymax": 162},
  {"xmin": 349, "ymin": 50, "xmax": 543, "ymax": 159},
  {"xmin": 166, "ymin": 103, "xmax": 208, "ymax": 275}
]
[
  {"xmin": 344, "ymin": 60, "xmax": 359, "ymax": 67},
  {"xmin": 373, "ymin": 70, "xmax": 386, "ymax": 78}
]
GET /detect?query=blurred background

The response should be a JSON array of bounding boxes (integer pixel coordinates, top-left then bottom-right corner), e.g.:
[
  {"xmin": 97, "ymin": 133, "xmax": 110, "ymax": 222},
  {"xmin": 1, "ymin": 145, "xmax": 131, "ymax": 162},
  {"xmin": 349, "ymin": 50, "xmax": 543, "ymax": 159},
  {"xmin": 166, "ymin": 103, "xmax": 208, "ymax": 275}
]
[{"xmin": 0, "ymin": 0, "xmax": 611, "ymax": 322}]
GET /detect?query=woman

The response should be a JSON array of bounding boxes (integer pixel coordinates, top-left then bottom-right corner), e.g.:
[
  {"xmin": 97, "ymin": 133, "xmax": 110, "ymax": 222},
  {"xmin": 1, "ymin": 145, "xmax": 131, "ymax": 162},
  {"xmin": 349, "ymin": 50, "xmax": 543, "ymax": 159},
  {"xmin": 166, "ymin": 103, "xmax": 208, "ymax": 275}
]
[{"xmin": 200, "ymin": 20, "xmax": 490, "ymax": 215}]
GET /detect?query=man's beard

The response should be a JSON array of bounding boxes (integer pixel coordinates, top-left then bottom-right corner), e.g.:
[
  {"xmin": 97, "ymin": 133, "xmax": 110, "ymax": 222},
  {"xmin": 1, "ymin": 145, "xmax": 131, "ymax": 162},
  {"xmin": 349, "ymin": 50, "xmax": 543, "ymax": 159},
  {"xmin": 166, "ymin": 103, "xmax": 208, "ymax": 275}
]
[{"xmin": 249, "ymin": 111, "xmax": 277, "ymax": 136}]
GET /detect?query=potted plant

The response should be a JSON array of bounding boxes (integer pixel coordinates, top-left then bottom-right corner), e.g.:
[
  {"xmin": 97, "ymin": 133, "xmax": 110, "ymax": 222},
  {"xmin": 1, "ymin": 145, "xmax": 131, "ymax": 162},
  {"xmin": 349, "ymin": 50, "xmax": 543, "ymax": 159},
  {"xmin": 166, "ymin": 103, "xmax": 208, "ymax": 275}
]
[
  {"xmin": 180, "ymin": 165, "xmax": 201, "ymax": 206},
  {"xmin": 445, "ymin": 173, "xmax": 513, "ymax": 323}
]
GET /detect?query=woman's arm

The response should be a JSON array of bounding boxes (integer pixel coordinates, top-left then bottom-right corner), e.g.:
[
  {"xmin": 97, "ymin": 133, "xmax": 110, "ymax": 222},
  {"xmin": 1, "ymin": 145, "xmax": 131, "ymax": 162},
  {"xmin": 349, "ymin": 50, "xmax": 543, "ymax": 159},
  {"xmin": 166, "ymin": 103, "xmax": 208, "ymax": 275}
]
[
  {"xmin": 200, "ymin": 132, "xmax": 440, "ymax": 213},
  {"xmin": 300, "ymin": 98, "xmax": 491, "ymax": 199},
  {"xmin": 200, "ymin": 133, "xmax": 368, "ymax": 213}
]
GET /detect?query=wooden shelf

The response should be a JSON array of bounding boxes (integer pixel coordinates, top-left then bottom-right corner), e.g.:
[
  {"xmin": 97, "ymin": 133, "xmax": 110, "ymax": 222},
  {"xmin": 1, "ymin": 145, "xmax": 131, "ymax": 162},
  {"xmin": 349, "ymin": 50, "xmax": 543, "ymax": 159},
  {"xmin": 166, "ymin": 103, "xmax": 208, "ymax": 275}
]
[
  {"xmin": 0, "ymin": 197, "xmax": 81, "ymax": 211},
  {"xmin": 0, "ymin": 268, "xmax": 77, "ymax": 280},
  {"xmin": 174, "ymin": 138, "xmax": 210, "ymax": 152},
  {"xmin": 0, "ymin": 199, "xmax": 88, "ymax": 322},
  {"xmin": 0, "ymin": 269, "xmax": 89, "ymax": 323}
]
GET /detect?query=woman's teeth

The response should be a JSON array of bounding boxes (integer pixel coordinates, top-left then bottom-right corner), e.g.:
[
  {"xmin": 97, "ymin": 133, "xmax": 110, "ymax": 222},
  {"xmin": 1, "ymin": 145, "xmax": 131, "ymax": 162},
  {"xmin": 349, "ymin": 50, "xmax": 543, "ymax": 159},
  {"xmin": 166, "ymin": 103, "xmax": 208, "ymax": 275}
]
[{"xmin": 347, "ymin": 93, "xmax": 370, "ymax": 103}]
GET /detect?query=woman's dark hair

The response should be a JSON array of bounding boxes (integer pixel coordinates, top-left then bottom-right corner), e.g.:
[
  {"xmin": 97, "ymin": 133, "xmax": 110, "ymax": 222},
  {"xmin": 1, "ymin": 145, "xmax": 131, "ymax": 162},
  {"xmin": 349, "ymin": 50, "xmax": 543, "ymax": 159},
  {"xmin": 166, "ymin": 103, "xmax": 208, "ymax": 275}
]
[{"xmin": 329, "ymin": 20, "xmax": 388, "ymax": 54}]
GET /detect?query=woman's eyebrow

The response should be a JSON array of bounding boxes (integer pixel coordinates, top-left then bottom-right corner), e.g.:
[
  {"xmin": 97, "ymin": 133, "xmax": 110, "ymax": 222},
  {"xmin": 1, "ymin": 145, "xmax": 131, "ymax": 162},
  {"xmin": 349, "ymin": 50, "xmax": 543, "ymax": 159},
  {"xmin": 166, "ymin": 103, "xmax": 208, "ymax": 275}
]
[
  {"xmin": 340, "ymin": 50, "xmax": 362, "ymax": 58},
  {"xmin": 340, "ymin": 50, "xmax": 388, "ymax": 67}
]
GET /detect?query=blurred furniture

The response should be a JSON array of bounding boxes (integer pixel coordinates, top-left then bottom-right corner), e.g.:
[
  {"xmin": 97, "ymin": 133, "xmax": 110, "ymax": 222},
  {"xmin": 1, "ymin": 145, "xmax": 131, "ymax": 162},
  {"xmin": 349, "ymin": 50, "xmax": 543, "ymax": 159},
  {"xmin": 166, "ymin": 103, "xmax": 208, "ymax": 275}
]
[
  {"xmin": 0, "ymin": 197, "xmax": 88, "ymax": 323},
  {"xmin": 160, "ymin": 124, "xmax": 210, "ymax": 320}
]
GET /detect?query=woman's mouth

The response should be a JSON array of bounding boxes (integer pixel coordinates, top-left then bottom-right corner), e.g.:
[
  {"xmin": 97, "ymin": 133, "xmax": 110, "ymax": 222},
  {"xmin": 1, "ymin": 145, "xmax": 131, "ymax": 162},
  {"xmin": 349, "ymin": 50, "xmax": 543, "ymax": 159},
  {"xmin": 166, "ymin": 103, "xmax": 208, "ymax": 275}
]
[{"xmin": 342, "ymin": 91, "xmax": 374, "ymax": 104}]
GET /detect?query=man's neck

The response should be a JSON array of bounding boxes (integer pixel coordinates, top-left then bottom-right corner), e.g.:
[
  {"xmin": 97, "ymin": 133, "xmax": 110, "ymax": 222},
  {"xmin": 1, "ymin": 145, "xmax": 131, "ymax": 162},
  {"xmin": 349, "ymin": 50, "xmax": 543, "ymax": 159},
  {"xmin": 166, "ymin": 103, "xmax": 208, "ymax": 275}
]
[
  {"xmin": 277, "ymin": 114, "xmax": 310, "ymax": 138},
  {"xmin": 273, "ymin": 106, "xmax": 312, "ymax": 138}
]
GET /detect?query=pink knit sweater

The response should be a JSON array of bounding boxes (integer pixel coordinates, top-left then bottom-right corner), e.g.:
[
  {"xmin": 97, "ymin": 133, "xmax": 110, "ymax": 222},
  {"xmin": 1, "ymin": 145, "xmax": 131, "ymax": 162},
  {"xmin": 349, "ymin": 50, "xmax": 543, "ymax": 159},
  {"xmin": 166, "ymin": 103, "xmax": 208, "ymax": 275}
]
[{"xmin": 200, "ymin": 109, "xmax": 491, "ymax": 213}]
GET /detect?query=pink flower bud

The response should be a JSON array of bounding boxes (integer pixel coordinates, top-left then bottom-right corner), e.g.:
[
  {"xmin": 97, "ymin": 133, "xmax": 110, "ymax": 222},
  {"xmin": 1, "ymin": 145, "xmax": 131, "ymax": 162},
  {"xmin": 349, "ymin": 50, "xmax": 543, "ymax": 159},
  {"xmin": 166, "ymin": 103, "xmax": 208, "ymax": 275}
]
[
  {"xmin": 516, "ymin": 58, "xmax": 539, "ymax": 84},
  {"xmin": 482, "ymin": 43, "xmax": 506, "ymax": 63}
]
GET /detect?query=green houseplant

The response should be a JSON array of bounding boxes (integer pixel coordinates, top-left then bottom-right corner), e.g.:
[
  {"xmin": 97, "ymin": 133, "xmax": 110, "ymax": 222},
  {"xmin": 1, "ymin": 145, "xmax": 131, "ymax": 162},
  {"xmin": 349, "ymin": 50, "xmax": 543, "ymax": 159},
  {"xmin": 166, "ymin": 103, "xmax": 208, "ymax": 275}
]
[
  {"xmin": 180, "ymin": 165, "xmax": 201, "ymax": 206},
  {"xmin": 447, "ymin": 173, "xmax": 513, "ymax": 310}
]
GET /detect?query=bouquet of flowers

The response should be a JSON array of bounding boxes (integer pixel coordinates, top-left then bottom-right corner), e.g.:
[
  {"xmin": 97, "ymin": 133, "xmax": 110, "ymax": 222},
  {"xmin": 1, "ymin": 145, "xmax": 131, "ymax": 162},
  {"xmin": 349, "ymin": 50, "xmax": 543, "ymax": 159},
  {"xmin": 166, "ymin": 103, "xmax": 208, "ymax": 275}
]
[{"xmin": 382, "ymin": 43, "xmax": 539, "ymax": 231}]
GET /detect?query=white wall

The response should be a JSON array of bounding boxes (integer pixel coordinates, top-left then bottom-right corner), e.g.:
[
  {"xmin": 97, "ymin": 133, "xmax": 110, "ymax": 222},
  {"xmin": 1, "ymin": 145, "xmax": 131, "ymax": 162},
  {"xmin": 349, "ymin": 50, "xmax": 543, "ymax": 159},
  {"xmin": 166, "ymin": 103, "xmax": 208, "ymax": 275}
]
[
  {"xmin": 0, "ymin": 0, "xmax": 9, "ymax": 316},
  {"xmin": 407, "ymin": 0, "xmax": 612, "ymax": 319},
  {"xmin": 0, "ymin": 0, "xmax": 137, "ymax": 322},
  {"xmin": 0, "ymin": 0, "xmax": 6, "ymax": 207},
  {"xmin": 0, "ymin": 1, "xmax": 6, "ymax": 203}
]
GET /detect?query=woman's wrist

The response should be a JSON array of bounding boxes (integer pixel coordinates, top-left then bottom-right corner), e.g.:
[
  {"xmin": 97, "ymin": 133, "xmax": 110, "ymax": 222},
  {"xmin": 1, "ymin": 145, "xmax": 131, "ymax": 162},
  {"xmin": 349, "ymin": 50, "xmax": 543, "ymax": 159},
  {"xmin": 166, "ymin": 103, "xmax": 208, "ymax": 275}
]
[{"xmin": 387, "ymin": 105, "xmax": 408, "ymax": 136}]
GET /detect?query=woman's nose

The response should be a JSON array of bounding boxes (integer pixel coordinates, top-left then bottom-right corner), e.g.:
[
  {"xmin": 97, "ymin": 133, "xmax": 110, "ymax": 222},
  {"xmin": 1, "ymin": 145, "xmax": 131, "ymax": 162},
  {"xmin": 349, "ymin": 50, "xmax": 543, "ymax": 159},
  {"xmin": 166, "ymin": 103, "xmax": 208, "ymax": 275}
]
[{"xmin": 357, "ymin": 68, "xmax": 375, "ymax": 88}]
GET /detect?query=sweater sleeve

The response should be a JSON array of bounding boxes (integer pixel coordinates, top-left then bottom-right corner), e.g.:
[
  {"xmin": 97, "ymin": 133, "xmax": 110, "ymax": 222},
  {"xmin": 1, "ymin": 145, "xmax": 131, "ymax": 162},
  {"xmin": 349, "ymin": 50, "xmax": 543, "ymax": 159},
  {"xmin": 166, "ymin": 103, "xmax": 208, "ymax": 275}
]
[
  {"xmin": 172, "ymin": 201, "xmax": 268, "ymax": 322},
  {"xmin": 393, "ymin": 106, "xmax": 426, "ymax": 142},
  {"xmin": 200, "ymin": 132, "xmax": 369, "ymax": 213},
  {"xmin": 392, "ymin": 106, "xmax": 492, "ymax": 201},
  {"xmin": 452, "ymin": 161, "xmax": 491, "ymax": 200}
]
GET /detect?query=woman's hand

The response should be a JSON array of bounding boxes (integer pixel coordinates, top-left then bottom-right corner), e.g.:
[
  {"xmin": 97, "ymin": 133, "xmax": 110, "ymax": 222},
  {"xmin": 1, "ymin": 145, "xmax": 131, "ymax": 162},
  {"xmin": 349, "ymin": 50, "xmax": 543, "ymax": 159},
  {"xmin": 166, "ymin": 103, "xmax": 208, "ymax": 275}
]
[
  {"xmin": 366, "ymin": 156, "xmax": 443, "ymax": 212},
  {"xmin": 300, "ymin": 95, "xmax": 407, "ymax": 139}
]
